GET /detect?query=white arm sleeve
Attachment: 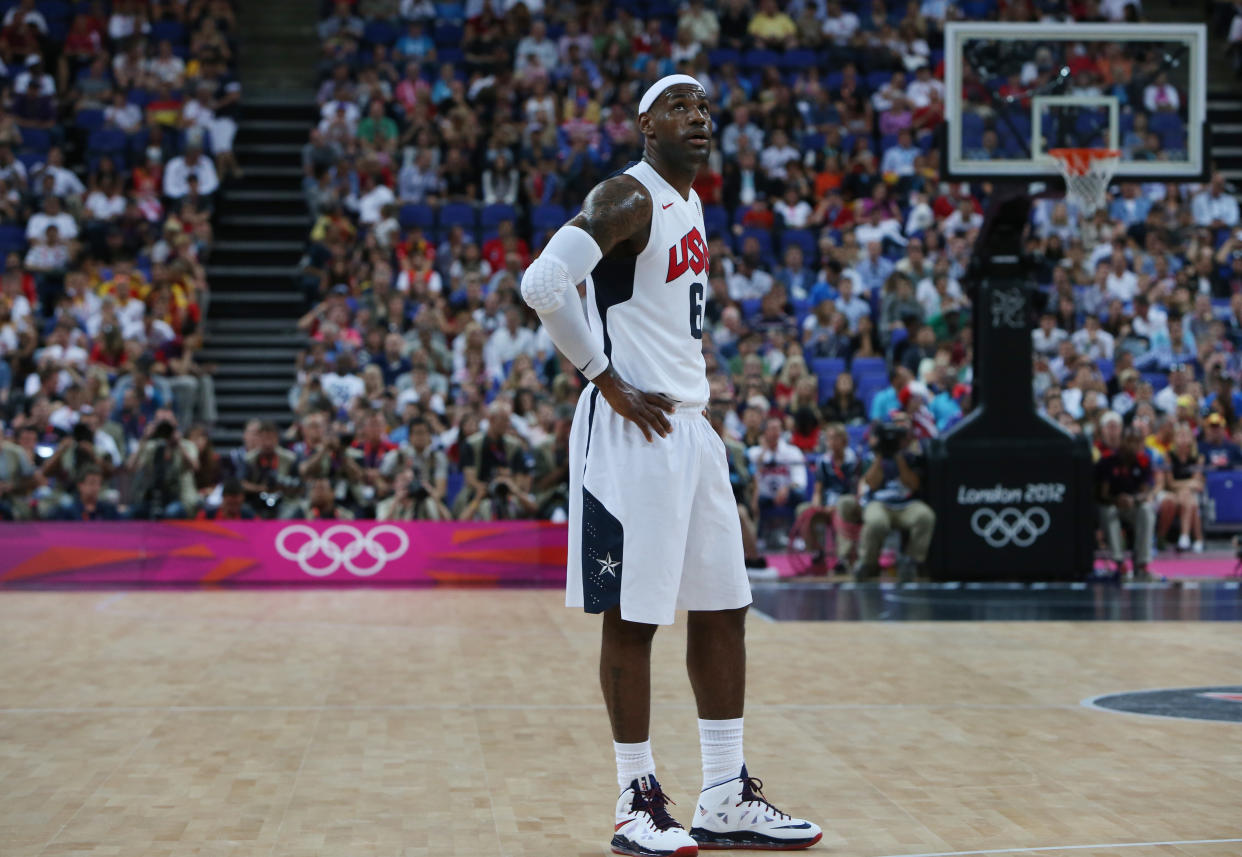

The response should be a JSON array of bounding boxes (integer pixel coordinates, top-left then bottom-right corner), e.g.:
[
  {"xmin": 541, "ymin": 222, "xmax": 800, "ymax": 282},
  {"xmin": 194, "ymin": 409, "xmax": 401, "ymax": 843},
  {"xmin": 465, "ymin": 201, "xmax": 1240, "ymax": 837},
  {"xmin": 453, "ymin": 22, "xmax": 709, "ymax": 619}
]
[{"xmin": 520, "ymin": 225, "xmax": 609, "ymax": 380}]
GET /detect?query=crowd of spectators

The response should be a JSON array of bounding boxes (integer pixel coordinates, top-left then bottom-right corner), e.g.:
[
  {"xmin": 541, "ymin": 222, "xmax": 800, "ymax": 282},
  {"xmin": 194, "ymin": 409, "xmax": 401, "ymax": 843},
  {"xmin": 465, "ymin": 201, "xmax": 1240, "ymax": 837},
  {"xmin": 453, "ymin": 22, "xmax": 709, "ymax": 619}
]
[
  {"xmin": 6, "ymin": 0, "xmax": 1242, "ymax": 570},
  {"xmin": 0, "ymin": 0, "xmax": 236, "ymax": 521},
  {"xmin": 266, "ymin": 0, "xmax": 1242, "ymax": 573}
]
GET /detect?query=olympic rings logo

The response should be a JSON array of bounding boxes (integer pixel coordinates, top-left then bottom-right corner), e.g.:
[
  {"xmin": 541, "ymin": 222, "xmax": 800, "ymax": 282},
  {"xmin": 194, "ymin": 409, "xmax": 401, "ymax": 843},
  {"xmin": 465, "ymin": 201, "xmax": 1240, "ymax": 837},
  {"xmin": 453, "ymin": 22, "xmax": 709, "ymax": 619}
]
[
  {"xmin": 970, "ymin": 507, "xmax": 1050, "ymax": 548},
  {"xmin": 274, "ymin": 524, "xmax": 410, "ymax": 577}
]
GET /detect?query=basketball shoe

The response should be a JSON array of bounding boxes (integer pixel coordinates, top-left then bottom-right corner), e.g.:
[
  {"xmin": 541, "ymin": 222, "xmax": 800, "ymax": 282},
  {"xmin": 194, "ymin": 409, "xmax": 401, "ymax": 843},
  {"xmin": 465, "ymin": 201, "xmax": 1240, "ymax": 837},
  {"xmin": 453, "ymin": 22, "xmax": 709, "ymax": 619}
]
[
  {"xmin": 690, "ymin": 765, "xmax": 822, "ymax": 850},
  {"xmin": 611, "ymin": 773, "xmax": 700, "ymax": 857}
]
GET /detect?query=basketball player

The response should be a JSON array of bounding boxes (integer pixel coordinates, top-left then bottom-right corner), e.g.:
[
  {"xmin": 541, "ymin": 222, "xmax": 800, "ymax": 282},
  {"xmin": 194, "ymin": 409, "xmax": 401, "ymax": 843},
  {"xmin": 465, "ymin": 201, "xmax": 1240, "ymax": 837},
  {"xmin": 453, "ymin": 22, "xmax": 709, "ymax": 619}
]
[{"xmin": 521, "ymin": 75, "xmax": 822, "ymax": 855}]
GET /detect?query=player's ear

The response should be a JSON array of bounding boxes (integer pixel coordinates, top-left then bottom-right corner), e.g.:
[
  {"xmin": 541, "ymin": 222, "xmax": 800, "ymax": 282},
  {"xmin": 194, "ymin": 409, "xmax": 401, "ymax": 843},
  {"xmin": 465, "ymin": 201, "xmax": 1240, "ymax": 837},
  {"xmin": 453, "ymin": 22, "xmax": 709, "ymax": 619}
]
[{"xmin": 637, "ymin": 111, "xmax": 653, "ymax": 138}]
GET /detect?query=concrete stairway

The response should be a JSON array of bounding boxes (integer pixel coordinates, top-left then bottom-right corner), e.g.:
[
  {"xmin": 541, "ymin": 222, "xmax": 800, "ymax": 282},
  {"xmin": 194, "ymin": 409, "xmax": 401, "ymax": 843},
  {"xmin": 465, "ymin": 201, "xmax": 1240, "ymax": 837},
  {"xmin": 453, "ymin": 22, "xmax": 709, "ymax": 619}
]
[{"xmin": 203, "ymin": 96, "xmax": 317, "ymax": 446}]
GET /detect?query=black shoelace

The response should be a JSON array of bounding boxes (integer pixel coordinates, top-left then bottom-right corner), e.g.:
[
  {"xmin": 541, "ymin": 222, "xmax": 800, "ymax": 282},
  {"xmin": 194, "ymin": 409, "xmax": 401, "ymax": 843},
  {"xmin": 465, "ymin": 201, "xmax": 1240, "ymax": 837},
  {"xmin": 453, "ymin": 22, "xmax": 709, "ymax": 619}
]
[
  {"xmin": 639, "ymin": 783, "xmax": 684, "ymax": 831},
  {"xmin": 738, "ymin": 776, "xmax": 791, "ymax": 820}
]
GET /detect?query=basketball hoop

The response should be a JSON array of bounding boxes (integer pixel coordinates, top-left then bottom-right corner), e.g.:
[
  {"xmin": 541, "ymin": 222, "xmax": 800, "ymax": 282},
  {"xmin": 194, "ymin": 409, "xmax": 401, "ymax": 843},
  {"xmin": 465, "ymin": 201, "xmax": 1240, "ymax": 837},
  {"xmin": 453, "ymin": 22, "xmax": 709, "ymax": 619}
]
[{"xmin": 1047, "ymin": 147, "xmax": 1121, "ymax": 214}]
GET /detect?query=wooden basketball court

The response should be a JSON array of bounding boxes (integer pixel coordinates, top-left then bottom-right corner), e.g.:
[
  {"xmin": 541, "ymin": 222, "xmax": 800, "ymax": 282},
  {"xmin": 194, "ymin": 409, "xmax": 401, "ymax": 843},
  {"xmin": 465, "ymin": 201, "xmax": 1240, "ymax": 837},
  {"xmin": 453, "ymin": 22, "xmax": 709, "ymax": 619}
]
[{"xmin": 2, "ymin": 589, "xmax": 1240, "ymax": 857}]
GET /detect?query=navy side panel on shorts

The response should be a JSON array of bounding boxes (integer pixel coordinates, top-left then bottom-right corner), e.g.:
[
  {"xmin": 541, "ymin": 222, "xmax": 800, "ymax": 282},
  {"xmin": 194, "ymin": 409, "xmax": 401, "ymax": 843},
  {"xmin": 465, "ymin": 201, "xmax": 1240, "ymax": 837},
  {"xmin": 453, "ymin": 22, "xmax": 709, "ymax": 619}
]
[{"xmin": 581, "ymin": 486, "xmax": 623, "ymax": 614}]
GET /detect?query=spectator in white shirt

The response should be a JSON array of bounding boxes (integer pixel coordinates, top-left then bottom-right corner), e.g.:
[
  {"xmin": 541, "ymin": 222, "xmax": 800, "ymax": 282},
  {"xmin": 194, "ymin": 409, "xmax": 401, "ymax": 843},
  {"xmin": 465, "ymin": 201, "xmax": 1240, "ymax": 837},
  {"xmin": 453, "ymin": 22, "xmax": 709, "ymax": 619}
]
[
  {"xmin": 163, "ymin": 144, "xmax": 219, "ymax": 199},
  {"xmin": 24, "ymin": 224, "xmax": 70, "ymax": 273},
  {"xmin": 3, "ymin": 0, "xmax": 46, "ymax": 35},
  {"xmin": 1190, "ymin": 172, "xmax": 1240, "ymax": 228},
  {"xmin": 759, "ymin": 129, "xmax": 800, "ymax": 180},
  {"xmin": 103, "ymin": 89, "xmax": 143, "ymax": 134},
  {"xmin": 32, "ymin": 148, "xmax": 84, "ymax": 202},
  {"xmin": 1071, "ymin": 314, "xmax": 1115, "ymax": 360},
  {"xmin": 514, "ymin": 20, "xmax": 559, "ymax": 71},
  {"xmin": 906, "ymin": 65, "xmax": 945, "ymax": 108},
  {"xmin": 26, "ymin": 195, "xmax": 78, "ymax": 242},
  {"xmin": 940, "ymin": 199, "xmax": 983, "ymax": 237},
  {"xmin": 485, "ymin": 306, "xmax": 539, "ymax": 367},
  {"xmin": 13, "ymin": 54, "xmax": 54, "ymax": 96},
  {"xmin": 773, "ymin": 187, "xmax": 812, "ymax": 228},
  {"xmin": 728, "ymin": 254, "xmax": 776, "ymax": 302},
  {"xmin": 1032, "ymin": 313, "xmax": 1068, "ymax": 357},
  {"xmin": 1143, "ymin": 72, "xmax": 1180, "ymax": 113},
  {"xmin": 146, "ymin": 39, "xmax": 186, "ymax": 86},
  {"xmin": 821, "ymin": 0, "xmax": 859, "ymax": 44},
  {"xmin": 356, "ymin": 176, "xmax": 395, "ymax": 225},
  {"xmin": 1104, "ymin": 251, "xmax": 1139, "ymax": 301},
  {"xmin": 85, "ymin": 177, "xmax": 127, "ymax": 221},
  {"xmin": 720, "ymin": 105, "xmax": 764, "ymax": 157}
]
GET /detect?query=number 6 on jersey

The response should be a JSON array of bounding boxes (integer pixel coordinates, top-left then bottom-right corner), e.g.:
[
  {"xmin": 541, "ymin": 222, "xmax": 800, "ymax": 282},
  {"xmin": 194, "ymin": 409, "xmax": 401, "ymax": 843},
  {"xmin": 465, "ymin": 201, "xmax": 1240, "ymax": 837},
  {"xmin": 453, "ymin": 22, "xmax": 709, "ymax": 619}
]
[{"xmin": 689, "ymin": 281, "xmax": 704, "ymax": 340}]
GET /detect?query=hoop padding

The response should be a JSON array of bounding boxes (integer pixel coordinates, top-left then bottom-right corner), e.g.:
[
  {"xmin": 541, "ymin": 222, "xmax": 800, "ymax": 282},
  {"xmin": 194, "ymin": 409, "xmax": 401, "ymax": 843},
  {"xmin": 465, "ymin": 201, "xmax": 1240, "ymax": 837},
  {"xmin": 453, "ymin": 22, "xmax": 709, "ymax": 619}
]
[{"xmin": 1048, "ymin": 148, "xmax": 1121, "ymax": 214}]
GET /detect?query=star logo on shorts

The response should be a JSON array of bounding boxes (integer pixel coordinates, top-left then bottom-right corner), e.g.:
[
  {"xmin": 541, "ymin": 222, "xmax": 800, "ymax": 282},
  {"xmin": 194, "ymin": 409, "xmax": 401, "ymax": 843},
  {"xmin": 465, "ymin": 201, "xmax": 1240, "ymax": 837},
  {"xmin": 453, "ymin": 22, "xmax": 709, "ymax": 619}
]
[{"xmin": 597, "ymin": 553, "xmax": 620, "ymax": 577}]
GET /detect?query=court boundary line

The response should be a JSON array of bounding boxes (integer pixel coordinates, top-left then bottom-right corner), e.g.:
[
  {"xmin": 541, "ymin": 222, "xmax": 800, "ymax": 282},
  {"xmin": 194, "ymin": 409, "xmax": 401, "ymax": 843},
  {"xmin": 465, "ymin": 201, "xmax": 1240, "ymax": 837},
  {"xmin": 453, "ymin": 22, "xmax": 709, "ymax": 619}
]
[
  {"xmin": 0, "ymin": 702, "xmax": 1085, "ymax": 715},
  {"xmin": 871, "ymin": 837, "xmax": 1242, "ymax": 857},
  {"xmin": 1080, "ymin": 687, "xmax": 1242, "ymax": 725}
]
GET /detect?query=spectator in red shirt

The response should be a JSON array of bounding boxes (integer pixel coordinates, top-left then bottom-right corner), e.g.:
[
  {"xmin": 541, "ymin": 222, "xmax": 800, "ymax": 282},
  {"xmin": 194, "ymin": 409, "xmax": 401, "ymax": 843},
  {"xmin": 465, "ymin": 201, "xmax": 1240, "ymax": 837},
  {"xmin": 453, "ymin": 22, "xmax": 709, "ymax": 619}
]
[{"xmin": 481, "ymin": 219, "xmax": 530, "ymax": 272}]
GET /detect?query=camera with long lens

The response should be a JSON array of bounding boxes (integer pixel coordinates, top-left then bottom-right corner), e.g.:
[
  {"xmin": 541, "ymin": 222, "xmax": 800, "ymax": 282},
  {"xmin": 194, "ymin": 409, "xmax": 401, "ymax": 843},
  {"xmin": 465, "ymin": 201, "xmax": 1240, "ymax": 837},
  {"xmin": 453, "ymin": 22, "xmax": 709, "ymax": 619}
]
[{"xmin": 875, "ymin": 422, "xmax": 909, "ymax": 458}]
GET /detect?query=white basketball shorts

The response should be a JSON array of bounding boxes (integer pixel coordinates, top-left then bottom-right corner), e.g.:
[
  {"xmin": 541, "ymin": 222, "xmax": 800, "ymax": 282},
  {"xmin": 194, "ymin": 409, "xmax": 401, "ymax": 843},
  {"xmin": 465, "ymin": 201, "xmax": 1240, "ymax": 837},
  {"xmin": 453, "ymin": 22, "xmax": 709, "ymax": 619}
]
[{"xmin": 566, "ymin": 385, "xmax": 752, "ymax": 625}]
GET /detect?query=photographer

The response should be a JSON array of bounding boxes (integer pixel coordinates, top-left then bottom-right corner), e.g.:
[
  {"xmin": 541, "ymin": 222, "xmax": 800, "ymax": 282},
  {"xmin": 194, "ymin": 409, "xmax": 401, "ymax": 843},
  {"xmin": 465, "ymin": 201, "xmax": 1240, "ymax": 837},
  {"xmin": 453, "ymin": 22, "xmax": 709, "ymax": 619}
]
[
  {"xmin": 377, "ymin": 467, "xmax": 451, "ymax": 521},
  {"xmin": 243, "ymin": 420, "xmax": 299, "ymax": 517},
  {"xmin": 530, "ymin": 414, "xmax": 571, "ymax": 521},
  {"xmin": 456, "ymin": 399, "xmax": 535, "ymax": 518},
  {"xmin": 800, "ymin": 423, "xmax": 864, "ymax": 571},
  {"xmin": 381, "ymin": 417, "xmax": 448, "ymax": 503},
  {"xmin": 1095, "ymin": 412, "xmax": 1155, "ymax": 578},
  {"xmin": 0, "ymin": 429, "xmax": 36, "ymax": 520},
  {"xmin": 283, "ymin": 476, "xmax": 354, "ymax": 520},
  {"xmin": 197, "ymin": 478, "xmax": 255, "ymax": 521},
  {"xmin": 856, "ymin": 411, "xmax": 936, "ymax": 581},
  {"xmin": 128, "ymin": 417, "xmax": 199, "ymax": 519},
  {"xmin": 457, "ymin": 465, "xmax": 538, "ymax": 521}
]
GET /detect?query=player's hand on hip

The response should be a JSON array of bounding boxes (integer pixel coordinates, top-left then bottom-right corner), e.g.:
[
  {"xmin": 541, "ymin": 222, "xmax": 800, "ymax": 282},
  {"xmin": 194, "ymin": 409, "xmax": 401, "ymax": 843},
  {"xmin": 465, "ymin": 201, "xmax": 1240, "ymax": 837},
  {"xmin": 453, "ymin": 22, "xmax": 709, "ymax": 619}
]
[{"xmin": 594, "ymin": 366, "xmax": 676, "ymax": 443}]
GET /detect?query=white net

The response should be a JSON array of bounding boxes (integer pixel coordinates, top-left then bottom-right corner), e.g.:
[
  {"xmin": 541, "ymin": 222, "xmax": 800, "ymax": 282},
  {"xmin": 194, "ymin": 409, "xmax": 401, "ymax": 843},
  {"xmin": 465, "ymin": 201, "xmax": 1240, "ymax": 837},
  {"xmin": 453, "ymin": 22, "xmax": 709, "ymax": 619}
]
[{"xmin": 1048, "ymin": 148, "xmax": 1121, "ymax": 215}]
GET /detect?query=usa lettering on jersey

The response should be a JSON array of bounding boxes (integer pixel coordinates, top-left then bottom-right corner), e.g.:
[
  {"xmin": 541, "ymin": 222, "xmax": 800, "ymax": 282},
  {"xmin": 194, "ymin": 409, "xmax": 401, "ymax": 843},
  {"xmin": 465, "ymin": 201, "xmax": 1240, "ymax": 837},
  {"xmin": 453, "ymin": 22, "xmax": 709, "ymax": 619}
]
[{"xmin": 665, "ymin": 226, "xmax": 709, "ymax": 283}]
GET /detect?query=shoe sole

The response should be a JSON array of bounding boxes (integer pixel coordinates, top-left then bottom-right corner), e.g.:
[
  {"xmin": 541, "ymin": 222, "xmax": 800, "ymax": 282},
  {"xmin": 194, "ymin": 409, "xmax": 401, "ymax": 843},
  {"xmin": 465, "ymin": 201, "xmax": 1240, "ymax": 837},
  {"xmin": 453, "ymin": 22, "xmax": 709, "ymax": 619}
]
[
  {"xmin": 610, "ymin": 835, "xmax": 699, "ymax": 856},
  {"xmin": 690, "ymin": 829, "xmax": 823, "ymax": 851}
]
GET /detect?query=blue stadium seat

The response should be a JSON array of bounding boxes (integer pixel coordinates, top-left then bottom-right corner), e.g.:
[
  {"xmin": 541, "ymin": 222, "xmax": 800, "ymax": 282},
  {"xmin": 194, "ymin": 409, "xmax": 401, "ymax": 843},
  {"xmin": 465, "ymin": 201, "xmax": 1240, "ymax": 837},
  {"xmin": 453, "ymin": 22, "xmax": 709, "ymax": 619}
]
[
  {"xmin": 363, "ymin": 19, "xmax": 400, "ymax": 46},
  {"xmin": 531, "ymin": 203, "xmax": 567, "ymax": 232},
  {"xmin": 810, "ymin": 358, "xmax": 846, "ymax": 404},
  {"xmin": 87, "ymin": 128, "xmax": 127, "ymax": 156},
  {"xmin": 851, "ymin": 356, "xmax": 887, "ymax": 383},
  {"xmin": 433, "ymin": 23, "xmax": 463, "ymax": 45},
  {"xmin": 781, "ymin": 49, "xmax": 817, "ymax": 70},
  {"xmin": 399, "ymin": 203, "xmax": 435, "ymax": 230},
  {"xmin": 0, "ymin": 223, "xmax": 24, "ymax": 256},
  {"xmin": 438, "ymin": 202, "xmax": 477, "ymax": 232},
  {"xmin": 846, "ymin": 424, "xmax": 869, "ymax": 450},
  {"xmin": 19, "ymin": 128, "xmax": 50, "ymax": 154},
  {"xmin": 742, "ymin": 49, "xmax": 780, "ymax": 71},
  {"xmin": 858, "ymin": 376, "xmax": 888, "ymax": 412},
  {"xmin": 75, "ymin": 108, "xmax": 105, "ymax": 132},
  {"xmin": 739, "ymin": 298, "xmax": 762, "ymax": 320},
  {"xmin": 1096, "ymin": 358, "xmax": 1114, "ymax": 382},
  {"xmin": 1140, "ymin": 372, "xmax": 1167, "ymax": 391},
  {"xmin": 480, "ymin": 203, "xmax": 517, "ymax": 230},
  {"xmin": 707, "ymin": 48, "xmax": 740, "ymax": 67},
  {"xmin": 737, "ymin": 227, "xmax": 774, "ymax": 265},
  {"xmin": 703, "ymin": 204, "xmax": 728, "ymax": 238},
  {"xmin": 150, "ymin": 19, "xmax": 186, "ymax": 44},
  {"xmin": 780, "ymin": 229, "xmax": 816, "ymax": 263},
  {"xmin": 1207, "ymin": 471, "xmax": 1242, "ymax": 526}
]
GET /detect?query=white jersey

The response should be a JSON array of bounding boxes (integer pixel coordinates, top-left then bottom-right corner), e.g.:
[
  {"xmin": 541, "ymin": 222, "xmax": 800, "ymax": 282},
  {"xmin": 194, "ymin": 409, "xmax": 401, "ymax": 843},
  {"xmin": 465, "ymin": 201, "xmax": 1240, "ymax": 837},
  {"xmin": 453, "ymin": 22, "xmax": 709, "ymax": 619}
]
[{"xmin": 584, "ymin": 160, "xmax": 710, "ymax": 405}]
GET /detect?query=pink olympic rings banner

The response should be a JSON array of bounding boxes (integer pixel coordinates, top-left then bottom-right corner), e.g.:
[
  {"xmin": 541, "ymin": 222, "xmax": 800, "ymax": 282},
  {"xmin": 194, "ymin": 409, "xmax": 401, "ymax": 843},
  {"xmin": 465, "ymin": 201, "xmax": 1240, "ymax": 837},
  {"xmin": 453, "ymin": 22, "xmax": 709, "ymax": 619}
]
[{"xmin": 0, "ymin": 520, "xmax": 569, "ymax": 589}]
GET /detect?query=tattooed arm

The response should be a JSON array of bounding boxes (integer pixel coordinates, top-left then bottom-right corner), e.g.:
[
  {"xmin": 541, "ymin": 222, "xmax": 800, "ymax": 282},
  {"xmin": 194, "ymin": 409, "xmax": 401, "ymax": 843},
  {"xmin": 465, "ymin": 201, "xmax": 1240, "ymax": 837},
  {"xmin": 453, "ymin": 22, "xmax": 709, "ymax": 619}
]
[{"xmin": 520, "ymin": 175, "xmax": 674, "ymax": 441}]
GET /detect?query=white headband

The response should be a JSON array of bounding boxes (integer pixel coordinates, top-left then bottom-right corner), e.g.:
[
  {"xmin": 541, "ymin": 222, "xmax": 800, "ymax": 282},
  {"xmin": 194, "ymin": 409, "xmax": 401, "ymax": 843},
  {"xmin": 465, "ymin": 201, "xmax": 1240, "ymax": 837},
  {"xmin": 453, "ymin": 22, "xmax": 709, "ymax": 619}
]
[{"xmin": 638, "ymin": 74, "xmax": 705, "ymax": 116}]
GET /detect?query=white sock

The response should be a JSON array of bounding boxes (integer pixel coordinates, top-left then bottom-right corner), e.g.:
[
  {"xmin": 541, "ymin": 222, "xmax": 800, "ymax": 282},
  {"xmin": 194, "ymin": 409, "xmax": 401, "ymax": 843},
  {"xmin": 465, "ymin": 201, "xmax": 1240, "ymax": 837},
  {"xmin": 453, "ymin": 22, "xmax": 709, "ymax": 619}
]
[
  {"xmin": 699, "ymin": 717, "xmax": 745, "ymax": 790},
  {"xmin": 615, "ymin": 740, "xmax": 656, "ymax": 791}
]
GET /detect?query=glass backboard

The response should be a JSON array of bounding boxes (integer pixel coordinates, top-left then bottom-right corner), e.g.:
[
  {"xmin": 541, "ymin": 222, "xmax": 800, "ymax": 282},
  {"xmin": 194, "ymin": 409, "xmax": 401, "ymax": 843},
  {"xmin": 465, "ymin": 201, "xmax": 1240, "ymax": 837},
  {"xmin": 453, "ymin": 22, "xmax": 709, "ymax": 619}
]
[{"xmin": 943, "ymin": 22, "xmax": 1207, "ymax": 182}]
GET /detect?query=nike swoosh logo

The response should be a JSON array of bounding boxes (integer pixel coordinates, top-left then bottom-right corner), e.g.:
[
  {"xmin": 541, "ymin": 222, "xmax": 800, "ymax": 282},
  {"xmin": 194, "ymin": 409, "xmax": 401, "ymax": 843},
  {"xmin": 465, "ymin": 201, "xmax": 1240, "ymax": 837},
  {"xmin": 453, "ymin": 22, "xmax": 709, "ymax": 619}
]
[
  {"xmin": 615, "ymin": 819, "xmax": 634, "ymax": 831},
  {"xmin": 662, "ymin": 202, "xmax": 674, "ymax": 209}
]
